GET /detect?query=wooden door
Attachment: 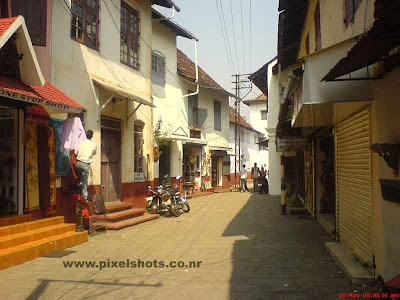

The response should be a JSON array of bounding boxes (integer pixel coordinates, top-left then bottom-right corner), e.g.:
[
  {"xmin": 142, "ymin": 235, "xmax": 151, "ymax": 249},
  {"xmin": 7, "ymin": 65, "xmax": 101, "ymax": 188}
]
[
  {"xmin": 101, "ymin": 128, "xmax": 121, "ymax": 202},
  {"xmin": 211, "ymin": 157, "xmax": 218, "ymax": 188}
]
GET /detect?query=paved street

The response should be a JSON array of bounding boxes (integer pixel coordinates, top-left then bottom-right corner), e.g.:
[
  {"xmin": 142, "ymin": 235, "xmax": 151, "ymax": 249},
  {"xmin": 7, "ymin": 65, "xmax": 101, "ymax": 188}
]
[{"xmin": 1, "ymin": 192, "xmax": 372, "ymax": 300}]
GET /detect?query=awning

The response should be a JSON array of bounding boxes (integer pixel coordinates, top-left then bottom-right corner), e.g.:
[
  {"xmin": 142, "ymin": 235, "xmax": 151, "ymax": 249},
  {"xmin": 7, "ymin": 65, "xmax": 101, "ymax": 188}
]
[
  {"xmin": 322, "ymin": 16, "xmax": 400, "ymax": 81},
  {"xmin": 209, "ymin": 146, "xmax": 232, "ymax": 152},
  {"xmin": 0, "ymin": 75, "xmax": 83, "ymax": 113},
  {"xmin": 92, "ymin": 78, "xmax": 154, "ymax": 107},
  {"xmin": 183, "ymin": 139, "xmax": 208, "ymax": 146}
]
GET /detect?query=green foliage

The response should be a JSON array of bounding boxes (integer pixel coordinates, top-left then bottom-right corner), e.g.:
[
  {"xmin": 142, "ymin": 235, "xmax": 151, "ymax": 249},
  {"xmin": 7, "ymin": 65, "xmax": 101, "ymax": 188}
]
[{"xmin": 154, "ymin": 118, "xmax": 169, "ymax": 147}]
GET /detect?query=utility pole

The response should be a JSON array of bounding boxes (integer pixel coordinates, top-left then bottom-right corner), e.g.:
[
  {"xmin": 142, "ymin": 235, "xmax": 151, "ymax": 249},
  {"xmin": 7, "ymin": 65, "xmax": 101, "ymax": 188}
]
[{"xmin": 232, "ymin": 74, "xmax": 253, "ymax": 188}]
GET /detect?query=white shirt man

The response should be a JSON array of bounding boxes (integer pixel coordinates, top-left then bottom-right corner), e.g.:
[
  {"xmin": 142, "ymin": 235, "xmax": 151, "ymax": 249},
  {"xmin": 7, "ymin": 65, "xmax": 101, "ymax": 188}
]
[
  {"xmin": 75, "ymin": 130, "xmax": 97, "ymax": 201},
  {"xmin": 239, "ymin": 165, "xmax": 249, "ymax": 192}
]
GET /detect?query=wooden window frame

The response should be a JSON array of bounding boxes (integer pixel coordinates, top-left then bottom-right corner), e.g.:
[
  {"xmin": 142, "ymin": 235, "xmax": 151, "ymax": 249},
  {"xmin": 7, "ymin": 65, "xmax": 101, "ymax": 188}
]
[
  {"xmin": 120, "ymin": 1, "xmax": 140, "ymax": 70},
  {"xmin": 10, "ymin": 0, "xmax": 47, "ymax": 46},
  {"xmin": 260, "ymin": 110, "xmax": 268, "ymax": 120},
  {"xmin": 314, "ymin": 0, "xmax": 322, "ymax": 52},
  {"xmin": 213, "ymin": 99, "xmax": 221, "ymax": 131},
  {"xmin": 71, "ymin": 0, "xmax": 99, "ymax": 50},
  {"xmin": 134, "ymin": 121, "xmax": 144, "ymax": 173},
  {"xmin": 344, "ymin": 0, "xmax": 363, "ymax": 27}
]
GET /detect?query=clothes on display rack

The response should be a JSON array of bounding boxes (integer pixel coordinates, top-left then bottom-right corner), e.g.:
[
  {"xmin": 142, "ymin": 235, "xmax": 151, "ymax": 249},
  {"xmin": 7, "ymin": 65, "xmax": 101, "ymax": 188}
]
[{"xmin": 60, "ymin": 117, "xmax": 86, "ymax": 151}]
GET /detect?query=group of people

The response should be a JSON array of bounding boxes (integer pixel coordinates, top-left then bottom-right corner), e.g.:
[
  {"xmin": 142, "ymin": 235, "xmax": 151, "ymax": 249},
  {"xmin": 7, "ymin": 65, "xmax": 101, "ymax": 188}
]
[{"xmin": 239, "ymin": 162, "xmax": 268, "ymax": 193}]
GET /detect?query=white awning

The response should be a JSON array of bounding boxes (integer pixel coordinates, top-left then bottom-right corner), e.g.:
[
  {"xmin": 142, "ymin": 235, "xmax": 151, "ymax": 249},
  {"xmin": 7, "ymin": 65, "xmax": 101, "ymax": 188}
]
[
  {"xmin": 209, "ymin": 146, "xmax": 232, "ymax": 152},
  {"xmin": 92, "ymin": 78, "xmax": 154, "ymax": 107}
]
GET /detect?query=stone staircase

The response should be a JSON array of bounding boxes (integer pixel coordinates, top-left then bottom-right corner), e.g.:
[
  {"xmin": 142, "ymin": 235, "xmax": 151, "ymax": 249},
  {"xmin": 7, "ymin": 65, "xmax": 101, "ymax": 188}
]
[
  {"xmin": 0, "ymin": 215, "xmax": 88, "ymax": 270},
  {"xmin": 104, "ymin": 201, "xmax": 159, "ymax": 230}
]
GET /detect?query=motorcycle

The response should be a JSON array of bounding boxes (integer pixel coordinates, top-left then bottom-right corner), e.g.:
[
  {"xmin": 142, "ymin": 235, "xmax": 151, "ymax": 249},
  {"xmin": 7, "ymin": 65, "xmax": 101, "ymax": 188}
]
[
  {"xmin": 258, "ymin": 176, "xmax": 269, "ymax": 195},
  {"xmin": 145, "ymin": 183, "xmax": 179, "ymax": 217},
  {"xmin": 168, "ymin": 176, "xmax": 190, "ymax": 213}
]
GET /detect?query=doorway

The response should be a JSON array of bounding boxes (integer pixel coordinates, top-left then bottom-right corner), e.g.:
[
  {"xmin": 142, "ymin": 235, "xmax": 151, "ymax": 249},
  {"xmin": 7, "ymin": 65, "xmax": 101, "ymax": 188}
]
[
  {"xmin": 159, "ymin": 143, "xmax": 171, "ymax": 185},
  {"xmin": 101, "ymin": 118, "xmax": 121, "ymax": 202}
]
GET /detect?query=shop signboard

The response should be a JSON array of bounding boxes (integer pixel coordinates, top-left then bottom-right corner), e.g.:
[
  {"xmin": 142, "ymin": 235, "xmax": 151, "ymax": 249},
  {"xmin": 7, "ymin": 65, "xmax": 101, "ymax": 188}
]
[{"xmin": 276, "ymin": 137, "xmax": 310, "ymax": 152}]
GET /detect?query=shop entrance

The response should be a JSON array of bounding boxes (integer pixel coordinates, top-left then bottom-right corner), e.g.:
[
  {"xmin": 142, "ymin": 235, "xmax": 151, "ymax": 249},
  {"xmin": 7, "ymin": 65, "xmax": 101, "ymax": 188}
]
[
  {"xmin": 0, "ymin": 106, "xmax": 18, "ymax": 216},
  {"xmin": 101, "ymin": 117, "xmax": 121, "ymax": 203}
]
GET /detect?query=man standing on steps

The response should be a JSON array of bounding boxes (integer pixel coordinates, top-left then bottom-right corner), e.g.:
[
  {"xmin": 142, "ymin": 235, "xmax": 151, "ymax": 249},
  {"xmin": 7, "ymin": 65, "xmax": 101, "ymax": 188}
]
[
  {"xmin": 75, "ymin": 130, "xmax": 97, "ymax": 202},
  {"xmin": 251, "ymin": 163, "xmax": 260, "ymax": 192}
]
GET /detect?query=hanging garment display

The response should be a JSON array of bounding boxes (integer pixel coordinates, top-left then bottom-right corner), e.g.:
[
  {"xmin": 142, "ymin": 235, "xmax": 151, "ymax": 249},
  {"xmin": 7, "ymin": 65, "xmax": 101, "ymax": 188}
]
[
  {"xmin": 25, "ymin": 117, "xmax": 40, "ymax": 211},
  {"xmin": 50, "ymin": 119, "xmax": 70, "ymax": 176},
  {"xmin": 60, "ymin": 117, "xmax": 86, "ymax": 151},
  {"xmin": 48, "ymin": 127, "xmax": 56, "ymax": 206}
]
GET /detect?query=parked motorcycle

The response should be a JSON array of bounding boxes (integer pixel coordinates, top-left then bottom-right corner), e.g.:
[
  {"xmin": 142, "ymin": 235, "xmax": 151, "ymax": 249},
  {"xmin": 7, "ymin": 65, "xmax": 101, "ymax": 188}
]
[
  {"xmin": 168, "ymin": 176, "xmax": 190, "ymax": 213},
  {"xmin": 258, "ymin": 176, "xmax": 269, "ymax": 194},
  {"xmin": 145, "ymin": 184, "xmax": 179, "ymax": 217}
]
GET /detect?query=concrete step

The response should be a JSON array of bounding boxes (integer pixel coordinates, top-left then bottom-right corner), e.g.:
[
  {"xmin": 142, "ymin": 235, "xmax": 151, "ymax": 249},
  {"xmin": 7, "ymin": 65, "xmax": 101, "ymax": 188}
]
[
  {"xmin": 106, "ymin": 214, "xmax": 159, "ymax": 230},
  {"xmin": 105, "ymin": 201, "xmax": 133, "ymax": 213},
  {"xmin": 0, "ymin": 217, "xmax": 65, "ymax": 237},
  {"xmin": 0, "ymin": 223, "xmax": 76, "ymax": 250},
  {"xmin": 0, "ymin": 230, "xmax": 88, "ymax": 270},
  {"xmin": 106, "ymin": 208, "xmax": 146, "ymax": 222},
  {"xmin": 0, "ymin": 214, "xmax": 33, "ymax": 227},
  {"xmin": 325, "ymin": 242, "xmax": 374, "ymax": 286}
]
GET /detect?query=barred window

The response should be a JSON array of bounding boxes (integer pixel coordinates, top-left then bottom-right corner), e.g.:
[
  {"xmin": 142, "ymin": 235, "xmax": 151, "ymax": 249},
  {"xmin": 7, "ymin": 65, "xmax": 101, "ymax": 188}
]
[
  {"xmin": 71, "ymin": 0, "xmax": 99, "ymax": 50},
  {"xmin": 121, "ymin": 1, "xmax": 140, "ymax": 70},
  {"xmin": 151, "ymin": 52, "xmax": 165, "ymax": 97}
]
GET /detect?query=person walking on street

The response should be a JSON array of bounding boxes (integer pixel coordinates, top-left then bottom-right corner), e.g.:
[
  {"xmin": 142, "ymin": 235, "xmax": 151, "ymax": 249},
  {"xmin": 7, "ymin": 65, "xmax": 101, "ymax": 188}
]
[
  {"xmin": 240, "ymin": 164, "xmax": 249, "ymax": 192},
  {"xmin": 251, "ymin": 163, "xmax": 260, "ymax": 192},
  {"xmin": 75, "ymin": 130, "xmax": 97, "ymax": 202}
]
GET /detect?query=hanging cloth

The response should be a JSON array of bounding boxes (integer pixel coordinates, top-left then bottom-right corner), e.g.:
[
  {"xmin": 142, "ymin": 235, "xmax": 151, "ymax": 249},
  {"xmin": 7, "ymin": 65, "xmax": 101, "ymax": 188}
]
[{"xmin": 60, "ymin": 117, "xmax": 87, "ymax": 151}]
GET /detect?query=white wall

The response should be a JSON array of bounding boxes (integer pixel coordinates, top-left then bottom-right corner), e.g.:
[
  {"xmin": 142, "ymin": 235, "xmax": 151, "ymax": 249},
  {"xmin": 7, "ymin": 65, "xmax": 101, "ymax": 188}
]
[
  {"xmin": 266, "ymin": 59, "xmax": 281, "ymax": 195},
  {"xmin": 248, "ymin": 102, "xmax": 268, "ymax": 136},
  {"xmin": 51, "ymin": 0, "xmax": 154, "ymax": 185},
  {"xmin": 228, "ymin": 124, "xmax": 267, "ymax": 174}
]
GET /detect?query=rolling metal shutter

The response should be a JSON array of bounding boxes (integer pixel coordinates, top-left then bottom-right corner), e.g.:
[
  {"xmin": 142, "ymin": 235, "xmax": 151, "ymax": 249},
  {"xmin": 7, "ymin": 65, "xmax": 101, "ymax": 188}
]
[{"xmin": 336, "ymin": 108, "xmax": 373, "ymax": 265}]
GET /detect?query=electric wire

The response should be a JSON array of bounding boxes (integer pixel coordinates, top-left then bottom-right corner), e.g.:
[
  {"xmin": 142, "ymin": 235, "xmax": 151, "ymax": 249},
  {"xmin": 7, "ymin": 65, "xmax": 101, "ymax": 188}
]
[
  {"xmin": 215, "ymin": 0, "xmax": 234, "ymax": 75},
  {"xmin": 229, "ymin": 0, "xmax": 240, "ymax": 74},
  {"xmin": 219, "ymin": 0, "xmax": 236, "ymax": 74},
  {"xmin": 240, "ymin": 0, "xmax": 246, "ymax": 74}
]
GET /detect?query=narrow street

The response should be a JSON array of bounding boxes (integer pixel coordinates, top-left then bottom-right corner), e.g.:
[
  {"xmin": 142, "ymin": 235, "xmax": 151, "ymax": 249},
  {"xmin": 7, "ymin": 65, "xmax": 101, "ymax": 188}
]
[{"xmin": 1, "ymin": 191, "xmax": 372, "ymax": 300}]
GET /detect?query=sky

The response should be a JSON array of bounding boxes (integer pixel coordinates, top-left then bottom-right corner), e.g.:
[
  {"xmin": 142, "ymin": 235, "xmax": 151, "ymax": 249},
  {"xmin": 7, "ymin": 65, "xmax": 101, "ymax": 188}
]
[{"xmin": 157, "ymin": 0, "xmax": 279, "ymax": 103}]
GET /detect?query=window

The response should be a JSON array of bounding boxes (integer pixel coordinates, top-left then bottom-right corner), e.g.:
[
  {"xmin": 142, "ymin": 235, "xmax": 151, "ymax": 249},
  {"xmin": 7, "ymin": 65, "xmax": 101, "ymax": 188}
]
[
  {"xmin": 214, "ymin": 100, "xmax": 221, "ymax": 131},
  {"xmin": 314, "ymin": 0, "xmax": 321, "ymax": 51},
  {"xmin": 188, "ymin": 93, "xmax": 199, "ymax": 127},
  {"xmin": 11, "ymin": 0, "xmax": 47, "ymax": 46},
  {"xmin": 70, "ymin": 0, "xmax": 99, "ymax": 49},
  {"xmin": 151, "ymin": 51, "xmax": 166, "ymax": 97},
  {"xmin": 344, "ymin": 0, "xmax": 363, "ymax": 27},
  {"xmin": 134, "ymin": 121, "xmax": 144, "ymax": 173},
  {"xmin": 305, "ymin": 32, "xmax": 310, "ymax": 55},
  {"xmin": 254, "ymin": 134, "xmax": 257, "ymax": 144},
  {"xmin": 261, "ymin": 110, "xmax": 268, "ymax": 120},
  {"xmin": 121, "ymin": 1, "xmax": 140, "ymax": 69}
]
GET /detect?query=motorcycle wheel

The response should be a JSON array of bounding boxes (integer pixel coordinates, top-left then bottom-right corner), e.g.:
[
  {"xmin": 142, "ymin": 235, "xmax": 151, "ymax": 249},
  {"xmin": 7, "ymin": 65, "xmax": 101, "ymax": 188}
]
[
  {"xmin": 182, "ymin": 201, "xmax": 190, "ymax": 213},
  {"xmin": 150, "ymin": 201, "xmax": 158, "ymax": 214},
  {"xmin": 168, "ymin": 204, "xmax": 180, "ymax": 217}
]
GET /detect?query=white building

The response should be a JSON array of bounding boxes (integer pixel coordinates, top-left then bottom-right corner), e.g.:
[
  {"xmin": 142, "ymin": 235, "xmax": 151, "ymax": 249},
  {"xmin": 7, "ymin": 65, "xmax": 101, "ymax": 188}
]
[
  {"xmin": 228, "ymin": 108, "xmax": 267, "ymax": 183},
  {"xmin": 249, "ymin": 57, "xmax": 280, "ymax": 195},
  {"xmin": 152, "ymin": 11, "xmax": 233, "ymax": 190}
]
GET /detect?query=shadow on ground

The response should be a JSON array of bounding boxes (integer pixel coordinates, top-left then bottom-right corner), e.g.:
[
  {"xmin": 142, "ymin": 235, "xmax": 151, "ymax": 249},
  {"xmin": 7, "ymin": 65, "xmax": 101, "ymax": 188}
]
[{"xmin": 223, "ymin": 192, "xmax": 374, "ymax": 300}]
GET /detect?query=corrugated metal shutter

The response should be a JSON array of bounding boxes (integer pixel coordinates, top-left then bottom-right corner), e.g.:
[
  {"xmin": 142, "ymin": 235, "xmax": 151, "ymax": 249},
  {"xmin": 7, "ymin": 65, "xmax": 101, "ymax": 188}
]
[{"xmin": 336, "ymin": 108, "xmax": 373, "ymax": 266}]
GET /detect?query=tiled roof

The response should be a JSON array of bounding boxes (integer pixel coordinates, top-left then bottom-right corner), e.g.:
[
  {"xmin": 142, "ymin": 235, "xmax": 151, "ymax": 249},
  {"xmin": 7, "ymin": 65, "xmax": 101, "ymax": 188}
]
[
  {"xmin": 0, "ymin": 75, "xmax": 83, "ymax": 111},
  {"xmin": 243, "ymin": 93, "xmax": 267, "ymax": 104},
  {"xmin": 177, "ymin": 49, "xmax": 224, "ymax": 90},
  {"xmin": 229, "ymin": 107, "xmax": 256, "ymax": 132},
  {"xmin": 0, "ymin": 17, "xmax": 18, "ymax": 38}
]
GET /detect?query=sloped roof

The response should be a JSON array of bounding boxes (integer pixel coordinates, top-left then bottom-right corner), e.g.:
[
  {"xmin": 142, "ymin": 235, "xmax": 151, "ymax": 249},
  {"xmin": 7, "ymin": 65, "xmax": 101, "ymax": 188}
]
[
  {"xmin": 152, "ymin": 0, "xmax": 180, "ymax": 12},
  {"xmin": 229, "ymin": 107, "xmax": 259, "ymax": 133},
  {"xmin": 0, "ymin": 17, "xmax": 18, "ymax": 38},
  {"xmin": 243, "ymin": 93, "xmax": 267, "ymax": 105},
  {"xmin": 177, "ymin": 49, "xmax": 224, "ymax": 89},
  {"xmin": 152, "ymin": 9, "xmax": 197, "ymax": 40}
]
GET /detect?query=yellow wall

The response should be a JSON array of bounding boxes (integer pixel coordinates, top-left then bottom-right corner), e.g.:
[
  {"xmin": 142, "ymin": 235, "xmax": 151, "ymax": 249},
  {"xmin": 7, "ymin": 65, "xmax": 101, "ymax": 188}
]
[{"xmin": 298, "ymin": 0, "xmax": 375, "ymax": 60}]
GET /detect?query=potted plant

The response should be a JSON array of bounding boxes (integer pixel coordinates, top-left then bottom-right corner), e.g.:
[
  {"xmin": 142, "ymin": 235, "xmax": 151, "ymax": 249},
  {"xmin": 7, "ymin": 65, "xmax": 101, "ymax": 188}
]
[{"xmin": 153, "ymin": 118, "xmax": 169, "ymax": 162}]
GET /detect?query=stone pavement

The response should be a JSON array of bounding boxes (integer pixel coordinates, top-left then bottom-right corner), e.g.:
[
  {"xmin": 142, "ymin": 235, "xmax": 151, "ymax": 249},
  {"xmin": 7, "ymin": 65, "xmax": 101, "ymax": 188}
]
[{"xmin": 0, "ymin": 192, "xmax": 374, "ymax": 300}]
